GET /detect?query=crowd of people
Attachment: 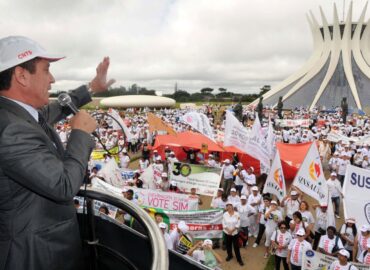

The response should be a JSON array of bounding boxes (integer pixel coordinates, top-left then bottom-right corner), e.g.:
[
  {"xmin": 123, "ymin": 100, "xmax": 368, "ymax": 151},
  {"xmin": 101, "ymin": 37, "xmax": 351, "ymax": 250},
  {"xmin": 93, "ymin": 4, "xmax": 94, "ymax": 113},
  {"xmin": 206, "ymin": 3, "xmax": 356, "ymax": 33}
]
[{"xmin": 57, "ymin": 102, "xmax": 370, "ymax": 270}]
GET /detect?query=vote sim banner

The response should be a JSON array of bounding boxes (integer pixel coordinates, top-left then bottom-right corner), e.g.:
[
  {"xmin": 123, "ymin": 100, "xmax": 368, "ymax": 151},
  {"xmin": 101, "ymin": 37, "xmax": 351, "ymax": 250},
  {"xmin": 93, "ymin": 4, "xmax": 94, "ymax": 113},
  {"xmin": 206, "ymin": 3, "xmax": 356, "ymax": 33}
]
[
  {"xmin": 169, "ymin": 162, "xmax": 222, "ymax": 196},
  {"xmin": 343, "ymin": 165, "xmax": 370, "ymax": 226},
  {"xmin": 302, "ymin": 249, "xmax": 369, "ymax": 270},
  {"xmin": 145, "ymin": 207, "xmax": 224, "ymax": 239}
]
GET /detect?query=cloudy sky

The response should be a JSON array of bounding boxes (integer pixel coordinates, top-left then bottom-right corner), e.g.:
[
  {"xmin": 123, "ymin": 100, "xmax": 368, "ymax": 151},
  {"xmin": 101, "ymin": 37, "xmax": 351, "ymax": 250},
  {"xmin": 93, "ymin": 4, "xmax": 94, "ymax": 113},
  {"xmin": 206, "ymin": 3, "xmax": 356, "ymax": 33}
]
[{"xmin": 0, "ymin": 0, "xmax": 368, "ymax": 94}]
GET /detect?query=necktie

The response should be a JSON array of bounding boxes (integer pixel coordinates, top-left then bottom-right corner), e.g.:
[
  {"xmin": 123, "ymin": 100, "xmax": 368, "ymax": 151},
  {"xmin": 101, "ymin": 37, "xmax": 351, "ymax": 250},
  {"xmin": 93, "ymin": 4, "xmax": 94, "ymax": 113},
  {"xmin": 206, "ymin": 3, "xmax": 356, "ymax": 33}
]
[{"xmin": 38, "ymin": 112, "xmax": 55, "ymax": 142}]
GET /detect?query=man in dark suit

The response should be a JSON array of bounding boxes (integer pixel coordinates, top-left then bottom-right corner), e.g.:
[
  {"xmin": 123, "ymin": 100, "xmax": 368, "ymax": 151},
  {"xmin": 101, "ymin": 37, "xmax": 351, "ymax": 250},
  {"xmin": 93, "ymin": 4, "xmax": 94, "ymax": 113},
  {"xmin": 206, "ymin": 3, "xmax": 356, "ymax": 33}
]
[{"xmin": 0, "ymin": 36, "xmax": 115, "ymax": 270}]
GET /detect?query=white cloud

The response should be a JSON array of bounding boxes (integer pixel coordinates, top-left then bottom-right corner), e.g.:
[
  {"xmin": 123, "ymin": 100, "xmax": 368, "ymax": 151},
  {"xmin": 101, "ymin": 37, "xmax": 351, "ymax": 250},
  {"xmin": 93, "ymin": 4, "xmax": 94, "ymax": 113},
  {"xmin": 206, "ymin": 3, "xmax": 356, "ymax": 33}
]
[{"xmin": 0, "ymin": 0, "xmax": 369, "ymax": 94}]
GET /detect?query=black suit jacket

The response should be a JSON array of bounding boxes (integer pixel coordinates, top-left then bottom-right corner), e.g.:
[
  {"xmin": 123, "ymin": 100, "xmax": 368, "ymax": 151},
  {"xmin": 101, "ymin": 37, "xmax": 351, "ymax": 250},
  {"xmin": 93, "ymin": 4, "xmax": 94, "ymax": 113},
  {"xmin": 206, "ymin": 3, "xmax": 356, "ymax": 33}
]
[{"xmin": 0, "ymin": 86, "xmax": 95, "ymax": 270}]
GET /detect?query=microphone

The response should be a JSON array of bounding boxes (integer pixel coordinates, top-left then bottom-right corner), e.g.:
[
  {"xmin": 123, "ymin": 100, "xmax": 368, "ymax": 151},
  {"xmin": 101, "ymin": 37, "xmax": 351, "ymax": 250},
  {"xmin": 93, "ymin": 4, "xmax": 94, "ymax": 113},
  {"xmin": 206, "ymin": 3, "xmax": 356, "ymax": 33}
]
[
  {"xmin": 57, "ymin": 93, "xmax": 98, "ymax": 137},
  {"xmin": 57, "ymin": 93, "xmax": 79, "ymax": 114}
]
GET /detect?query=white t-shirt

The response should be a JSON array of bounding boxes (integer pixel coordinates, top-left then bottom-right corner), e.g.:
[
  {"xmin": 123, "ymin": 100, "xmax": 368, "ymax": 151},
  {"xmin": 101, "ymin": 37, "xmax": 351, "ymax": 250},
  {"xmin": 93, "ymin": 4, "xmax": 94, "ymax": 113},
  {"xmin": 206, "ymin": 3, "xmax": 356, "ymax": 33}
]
[
  {"xmin": 290, "ymin": 220, "xmax": 309, "ymax": 238},
  {"xmin": 222, "ymin": 211, "xmax": 240, "ymax": 236},
  {"xmin": 358, "ymin": 250, "xmax": 370, "ymax": 265},
  {"xmin": 223, "ymin": 165, "xmax": 235, "ymax": 180},
  {"xmin": 227, "ymin": 195, "xmax": 241, "ymax": 207},
  {"xmin": 235, "ymin": 169, "xmax": 247, "ymax": 186},
  {"xmin": 237, "ymin": 203, "xmax": 256, "ymax": 227},
  {"xmin": 328, "ymin": 261, "xmax": 358, "ymax": 270},
  {"xmin": 288, "ymin": 239, "xmax": 312, "ymax": 266},
  {"xmin": 314, "ymin": 208, "xmax": 328, "ymax": 232},
  {"xmin": 192, "ymin": 250, "xmax": 205, "ymax": 263},
  {"xmin": 271, "ymin": 230, "xmax": 292, "ymax": 258},
  {"xmin": 327, "ymin": 179, "xmax": 342, "ymax": 198},
  {"xmin": 245, "ymin": 173, "xmax": 256, "ymax": 185},
  {"xmin": 283, "ymin": 198, "xmax": 300, "ymax": 218},
  {"xmin": 265, "ymin": 209, "xmax": 283, "ymax": 232},
  {"xmin": 300, "ymin": 210, "xmax": 315, "ymax": 225},
  {"xmin": 318, "ymin": 235, "xmax": 344, "ymax": 254},
  {"xmin": 210, "ymin": 196, "xmax": 225, "ymax": 209},
  {"xmin": 340, "ymin": 224, "xmax": 355, "ymax": 251}
]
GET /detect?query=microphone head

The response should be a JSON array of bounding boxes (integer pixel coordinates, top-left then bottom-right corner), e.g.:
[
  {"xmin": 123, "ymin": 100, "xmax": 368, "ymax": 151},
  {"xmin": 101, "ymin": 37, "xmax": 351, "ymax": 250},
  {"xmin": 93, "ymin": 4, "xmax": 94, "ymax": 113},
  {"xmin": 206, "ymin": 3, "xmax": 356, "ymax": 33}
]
[{"xmin": 57, "ymin": 93, "xmax": 72, "ymax": 107}]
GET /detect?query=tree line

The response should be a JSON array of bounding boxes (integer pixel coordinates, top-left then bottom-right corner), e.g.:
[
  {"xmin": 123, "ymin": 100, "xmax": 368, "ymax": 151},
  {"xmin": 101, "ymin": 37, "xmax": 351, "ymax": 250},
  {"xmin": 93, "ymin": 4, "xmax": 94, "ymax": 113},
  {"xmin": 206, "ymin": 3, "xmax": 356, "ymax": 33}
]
[{"xmin": 50, "ymin": 84, "xmax": 270, "ymax": 103}]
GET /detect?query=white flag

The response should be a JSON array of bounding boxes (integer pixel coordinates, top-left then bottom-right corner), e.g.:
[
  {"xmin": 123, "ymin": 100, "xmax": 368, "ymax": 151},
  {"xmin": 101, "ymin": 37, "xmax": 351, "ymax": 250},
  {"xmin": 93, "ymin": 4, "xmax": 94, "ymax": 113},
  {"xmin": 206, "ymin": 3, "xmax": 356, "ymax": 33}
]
[
  {"xmin": 108, "ymin": 108, "xmax": 133, "ymax": 141},
  {"xmin": 182, "ymin": 111, "xmax": 215, "ymax": 141},
  {"xmin": 292, "ymin": 142, "xmax": 328, "ymax": 203},
  {"xmin": 223, "ymin": 110, "xmax": 250, "ymax": 149},
  {"xmin": 266, "ymin": 118, "xmax": 276, "ymax": 160},
  {"xmin": 263, "ymin": 150, "xmax": 286, "ymax": 201},
  {"xmin": 245, "ymin": 113, "xmax": 271, "ymax": 174},
  {"xmin": 97, "ymin": 159, "xmax": 124, "ymax": 188}
]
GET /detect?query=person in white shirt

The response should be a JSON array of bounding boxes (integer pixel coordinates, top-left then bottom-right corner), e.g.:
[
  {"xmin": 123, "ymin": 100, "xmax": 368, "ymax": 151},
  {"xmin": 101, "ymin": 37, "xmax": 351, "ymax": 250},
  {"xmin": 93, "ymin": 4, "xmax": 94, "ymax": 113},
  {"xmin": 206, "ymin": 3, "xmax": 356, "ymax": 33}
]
[
  {"xmin": 211, "ymin": 188, "xmax": 225, "ymax": 209},
  {"xmin": 187, "ymin": 239, "xmax": 223, "ymax": 268},
  {"xmin": 328, "ymin": 152, "xmax": 340, "ymax": 172},
  {"xmin": 227, "ymin": 188, "xmax": 241, "ymax": 208},
  {"xmin": 281, "ymin": 190, "xmax": 302, "ymax": 225},
  {"xmin": 206, "ymin": 154, "xmax": 219, "ymax": 168},
  {"xmin": 248, "ymin": 186, "xmax": 262, "ymax": 239},
  {"xmin": 327, "ymin": 172, "xmax": 343, "ymax": 218},
  {"xmin": 354, "ymin": 224, "xmax": 370, "ymax": 261},
  {"xmin": 159, "ymin": 222, "xmax": 173, "ymax": 250},
  {"xmin": 222, "ymin": 202, "xmax": 244, "ymax": 266},
  {"xmin": 362, "ymin": 155, "xmax": 370, "ymax": 170},
  {"xmin": 358, "ymin": 242, "xmax": 370, "ymax": 265},
  {"xmin": 337, "ymin": 154, "xmax": 351, "ymax": 186},
  {"xmin": 119, "ymin": 150, "xmax": 130, "ymax": 169},
  {"xmin": 287, "ymin": 229, "xmax": 312, "ymax": 270},
  {"xmin": 340, "ymin": 218, "xmax": 357, "ymax": 261},
  {"xmin": 237, "ymin": 195, "xmax": 256, "ymax": 247},
  {"xmin": 319, "ymin": 226, "xmax": 344, "ymax": 256},
  {"xmin": 328, "ymin": 249, "xmax": 358, "ymax": 270},
  {"xmin": 245, "ymin": 166, "xmax": 256, "ymax": 185},
  {"xmin": 264, "ymin": 200, "xmax": 283, "ymax": 258},
  {"xmin": 299, "ymin": 201, "xmax": 315, "ymax": 235},
  {"xmin": 271, "ymin": 221, "xmax": 292, "ymax": 270},
  {"xmin": 222, "ymin": 159, "xmax": 235, "ymax": 195},
  {"xmin": 312, "ymin": 202, "xmax": 330, "ymax": 250},
  {"xmin": 139, "ymin": 157, "xmax": 149, "ymax": 171},
  {"xmin": 169, "ymin": 221, "xmax": 193, "ymax": 255},
  {"xmin": 234, "ymin": 162, "xmax": 247, "ymax": 195}
]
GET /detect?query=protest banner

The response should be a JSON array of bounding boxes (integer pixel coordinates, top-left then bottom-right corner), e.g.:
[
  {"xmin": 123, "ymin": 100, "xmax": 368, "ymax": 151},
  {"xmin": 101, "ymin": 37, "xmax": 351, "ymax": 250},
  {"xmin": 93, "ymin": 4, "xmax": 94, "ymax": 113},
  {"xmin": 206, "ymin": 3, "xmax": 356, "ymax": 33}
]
[
  {"xmin": 293, "ymin": 142, "xmax": 329, "ymax": 203},
  {"xmin": 275, "ymin": 119, "xmax": 310, "ymax": 128},
  {"xmin": 343, "ymin": 164, "xmax": 370, "ymax": 226},
  {"xmin": 92, "ymin": 179, "xmax": 198, "ymax": 210},
  {"xmin": 169, "ymin": 162, "xmax": 222, "ymax": 196},
  {"xmin": 145, "ymin": 207, "xmax": 224, "ymax": 239},
  {"xmin": 302, "ymin": 249, "xmax": 370, "ymax": 270},
  {"xmin": 263, "ymin": 150, "xmax": 286, "ymax": 201},
  {"xmin": 327, "ymin": 131, "xmax": 370, "ymax": 146},
  {"xmin": 245, "ymin": 114, "xmax": 271, "ymax": 174},
  {"xmin": 182, "ymin": 111, "xmax": 215, "ymax": 141},
  {"xmin": 266, "ymin": 119, "xmax": 277, "ymax": 160}
]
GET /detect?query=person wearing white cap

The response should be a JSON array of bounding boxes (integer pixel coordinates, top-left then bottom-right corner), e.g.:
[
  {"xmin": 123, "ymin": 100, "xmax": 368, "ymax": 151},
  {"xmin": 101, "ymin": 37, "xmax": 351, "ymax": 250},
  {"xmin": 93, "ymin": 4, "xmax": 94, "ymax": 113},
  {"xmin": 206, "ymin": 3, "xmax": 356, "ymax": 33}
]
[
  {"xmin": 326, "ymin": 171, "xmax": 343, "ymax": 219},
  {"xmin": 337, "ymin": 153, "xmax": 351, "ymax": 186},
  {"xmin": 158, "ymin": 222, "xmax": 173, "ymax": 250},
  {"xmin": 354, "ymin": 224, "xmax": 370, "ymax": 261},
  {"xmin": 223, "ymin": 201, "xmax": 244, "ymax": 265},
  {"xmin": 245, "ymin": 166, "xmax": 256, "ymax": 186},
  {"xmin": 248, "ymin": 186, "xmax": 262, "ymax": 238},
  {"xmin": 153, "ymin": 156, "xmax": 164, "ymax": 188},
  {"xmin": 119, "ymin": 149, "xmax": 131, "ymax": 169},
  {"xmin": 328, "ymin": 152, "xmax": 340, "ymax": 172},
  {"xmin": 159, "ymin": 172, "xmax": 170, "ymax": 192},
  {"xmin": 287, "ymin": 228, "xmax": 312, "ymax": 270},
  {"xmin": 237, "ymin": 194, "xmax": 256, "ymax": 247},
  {"xmin": 206, "ymin": 154, "xmax": 219, "ymax": 168},
  {"xmin": 328, "ymin": 249, "xmax": 359, "ymax": 270},
  {"xmin": 311, "ymin": 202, "xmax": 331, "ymax": 250},
  {"xmin": 358, "ymin": 241, "xmax": 370, "ymax": 265},
  {"xmin": 264, "ymin": 200, "xmax": 283, "ymax": 258},
  {"xmin": 339, "ymin": 218, "xmax": 357, "ymax": 261},
  {"xmin": 234, "ymin": 162, "xmax": 247, "ymax": 195},
  {"xmin": 151, "ymin": 149, "xmax": 160, "ymax": 163},
  {"xmin": 281, "ymin": 189, "xmax": 302, "ymax": 225},
  {"xmin": 222, "ymin": 159, "xmax": 235, "ymax": 195},
  {"xmin": 0, "ymin": 36, "xmax": 114, "ymax": 270},
  {"xmin": 227, "ymin": 188, "xmax": 241, "ymax": 207},
  {"xmin": 187, "ymin": 239, "xmax": 222, "ymax": 268},
  {"xmin": 169, "ymin": 220, "xmax": 193, "ymax": 255}
]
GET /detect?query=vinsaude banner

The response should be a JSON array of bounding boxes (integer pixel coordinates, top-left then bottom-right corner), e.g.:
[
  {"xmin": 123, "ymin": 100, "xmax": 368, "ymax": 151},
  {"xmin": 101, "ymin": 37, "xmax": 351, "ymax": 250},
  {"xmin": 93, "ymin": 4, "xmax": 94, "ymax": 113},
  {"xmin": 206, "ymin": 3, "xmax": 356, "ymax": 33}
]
[
  {"xmin": 145, "ymin": 207, "xmax": 224, "ymax": 239},
  {"xmin": 169, "ymin": 162, "xmax": 222, "ymax": 196}
]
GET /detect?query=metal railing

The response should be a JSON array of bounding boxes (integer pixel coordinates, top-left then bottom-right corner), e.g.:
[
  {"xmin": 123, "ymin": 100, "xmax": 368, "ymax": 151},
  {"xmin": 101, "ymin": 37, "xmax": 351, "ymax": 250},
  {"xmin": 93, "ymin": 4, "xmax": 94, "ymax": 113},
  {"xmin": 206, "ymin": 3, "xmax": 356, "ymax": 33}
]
[{"xmin": 77, "ymin": 187, "xmax": 169, "ymax": 270}]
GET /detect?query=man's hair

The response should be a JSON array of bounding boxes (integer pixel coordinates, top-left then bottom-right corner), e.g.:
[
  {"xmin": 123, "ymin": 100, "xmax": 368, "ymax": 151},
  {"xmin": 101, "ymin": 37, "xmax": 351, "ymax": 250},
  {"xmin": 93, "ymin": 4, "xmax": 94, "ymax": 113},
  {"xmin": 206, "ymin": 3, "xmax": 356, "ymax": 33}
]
[{"xmin": 0, "ymin": 57, "xmax": 40, "ymax": 91}]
